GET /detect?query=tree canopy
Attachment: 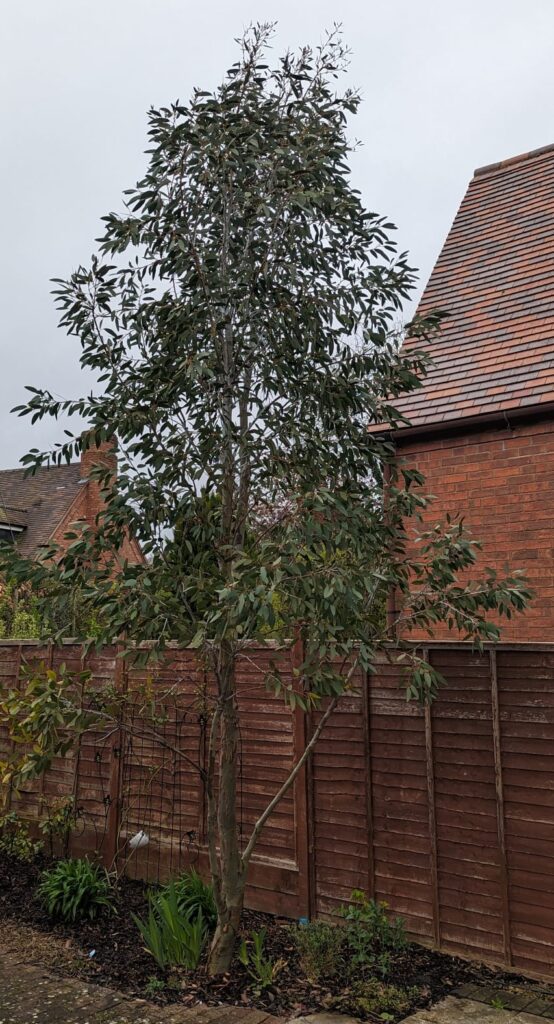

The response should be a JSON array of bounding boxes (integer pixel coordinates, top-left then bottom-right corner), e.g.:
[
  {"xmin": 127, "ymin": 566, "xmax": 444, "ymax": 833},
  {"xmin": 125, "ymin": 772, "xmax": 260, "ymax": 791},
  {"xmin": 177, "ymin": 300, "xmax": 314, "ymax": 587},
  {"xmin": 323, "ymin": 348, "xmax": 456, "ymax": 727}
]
[{"xmin": 0, "ymin": 24, "xmax": 529, "ymax": 972}]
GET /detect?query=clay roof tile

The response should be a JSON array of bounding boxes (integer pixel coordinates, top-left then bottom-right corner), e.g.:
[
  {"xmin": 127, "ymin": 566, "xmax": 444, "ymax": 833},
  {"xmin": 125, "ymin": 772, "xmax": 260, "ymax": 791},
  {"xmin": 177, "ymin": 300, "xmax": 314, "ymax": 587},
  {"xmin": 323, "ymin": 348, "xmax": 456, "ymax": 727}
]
[
  {"xmin": 394, "ymin": 143, "xmax": 554, "ymax": 430},
  {"xmin": 0, "ymin": 463, "xmax": 83, "ymax": 556}
]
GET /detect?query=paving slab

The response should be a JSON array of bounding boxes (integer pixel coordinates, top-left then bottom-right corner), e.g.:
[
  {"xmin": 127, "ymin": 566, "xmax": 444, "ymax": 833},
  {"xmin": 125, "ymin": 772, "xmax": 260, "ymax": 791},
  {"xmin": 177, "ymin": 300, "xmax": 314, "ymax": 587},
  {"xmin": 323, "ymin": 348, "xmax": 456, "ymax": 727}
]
[
  {"xmin": 293, "ymin": 1016, "xmax": 360, "ymax": 1024},
  {"xmin": 400, "ymin": 995, "xmax": 547, "ymax": 1024}
]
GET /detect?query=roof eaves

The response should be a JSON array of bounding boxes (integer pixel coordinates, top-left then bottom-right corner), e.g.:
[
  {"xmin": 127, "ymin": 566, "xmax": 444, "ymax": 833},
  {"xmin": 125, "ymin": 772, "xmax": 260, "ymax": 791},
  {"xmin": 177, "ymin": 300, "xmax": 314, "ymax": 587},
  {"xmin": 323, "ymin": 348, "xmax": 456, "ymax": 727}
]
[{"xmin": 392, "ymin": 399, "xmax": 554, "ymax": 444}]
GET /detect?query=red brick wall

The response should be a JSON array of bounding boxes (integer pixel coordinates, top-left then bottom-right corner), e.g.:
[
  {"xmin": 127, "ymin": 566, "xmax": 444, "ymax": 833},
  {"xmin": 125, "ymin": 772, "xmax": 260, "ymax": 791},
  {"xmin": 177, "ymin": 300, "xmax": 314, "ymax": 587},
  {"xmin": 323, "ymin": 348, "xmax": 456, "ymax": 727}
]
[
  {"xmin": 50, "ymin": 483, "xmax": 142, "ymax": 564},
  {"xmin": 50, "ymin": 441, "xmax": 143, "ymax": 565},
  {"xmin": 397, "ymin": 416, "xmax": 554, "ymax": 642}
]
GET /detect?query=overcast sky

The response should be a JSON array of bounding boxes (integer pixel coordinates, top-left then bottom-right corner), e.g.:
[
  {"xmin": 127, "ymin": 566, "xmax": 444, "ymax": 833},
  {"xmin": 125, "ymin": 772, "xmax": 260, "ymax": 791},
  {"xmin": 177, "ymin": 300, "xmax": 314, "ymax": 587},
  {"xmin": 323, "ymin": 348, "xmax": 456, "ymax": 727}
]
[{"xmin": 1, "ymin": 0, "xmax": 554, "ymax": 468}]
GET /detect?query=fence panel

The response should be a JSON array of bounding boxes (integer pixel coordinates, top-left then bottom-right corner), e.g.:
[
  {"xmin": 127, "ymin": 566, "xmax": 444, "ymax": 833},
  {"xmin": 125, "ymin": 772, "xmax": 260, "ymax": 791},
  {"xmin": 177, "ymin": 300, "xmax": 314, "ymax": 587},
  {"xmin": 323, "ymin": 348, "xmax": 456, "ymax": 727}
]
[
  {"xmin": 366, "ymin": 655, "xmax": 433, "ymax": 943},
  {"xmin": 117, "ymin": 648, "xmax": 205, "ymax": 882},
  {"xmin": 429, "ymin": 648, "xmax": 506, "ymax": 960},
  {"xmin": 497, "ymin": 648, "xmax": 554, "ymax": 978},
  {"xmin": 310, "ymin": 677, "xmax": 370, "ymax": 917},
  {"xmin": 2, "ymin": 640, "xmax": 554, "ymax": 978}
]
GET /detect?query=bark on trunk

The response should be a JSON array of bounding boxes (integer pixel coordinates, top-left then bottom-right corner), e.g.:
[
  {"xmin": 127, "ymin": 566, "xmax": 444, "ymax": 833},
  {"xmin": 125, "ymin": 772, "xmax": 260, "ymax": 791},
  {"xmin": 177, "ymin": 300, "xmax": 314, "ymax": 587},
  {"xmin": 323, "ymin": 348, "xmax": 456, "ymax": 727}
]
[
  {"xmin": 207, "ymin": 646, "xmax": 246, "ymax": 975},
  {"xmin": 208, "ymin": 901, "xmax": 243, "ymax": 975}
]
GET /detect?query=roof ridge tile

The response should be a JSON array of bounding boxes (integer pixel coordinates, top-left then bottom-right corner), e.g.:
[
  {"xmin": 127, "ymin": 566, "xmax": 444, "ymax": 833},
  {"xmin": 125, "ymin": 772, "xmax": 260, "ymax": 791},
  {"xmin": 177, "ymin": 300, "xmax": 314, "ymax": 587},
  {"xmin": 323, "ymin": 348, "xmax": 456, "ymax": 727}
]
[{"xmin": 474, "ymin": 142, "xmax": 554, "ymax": 179}]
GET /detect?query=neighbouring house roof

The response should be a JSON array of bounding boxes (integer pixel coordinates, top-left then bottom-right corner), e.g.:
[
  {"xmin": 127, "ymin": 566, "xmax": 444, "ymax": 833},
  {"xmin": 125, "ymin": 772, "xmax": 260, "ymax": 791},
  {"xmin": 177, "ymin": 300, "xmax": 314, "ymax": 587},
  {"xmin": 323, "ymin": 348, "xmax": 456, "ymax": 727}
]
[
  {"xmin": 392, "ymin": 142, "xmax": 554, "ymax": 433},
  {"xmin": 0, "ymin": 463, "xmax": 84, "ymax": 557}
]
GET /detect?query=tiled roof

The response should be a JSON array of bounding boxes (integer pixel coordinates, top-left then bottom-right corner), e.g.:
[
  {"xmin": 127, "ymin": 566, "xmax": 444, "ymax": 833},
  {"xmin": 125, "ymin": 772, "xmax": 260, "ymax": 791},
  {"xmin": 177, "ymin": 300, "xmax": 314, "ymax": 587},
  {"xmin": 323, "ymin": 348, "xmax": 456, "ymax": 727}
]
[
  {"xmin": 393, "ymin": 143, "xmax": 554, "ymax": 431},
  {"xmin": 0, "ymin": 463, "xmax": 83, "ymax": 556}
]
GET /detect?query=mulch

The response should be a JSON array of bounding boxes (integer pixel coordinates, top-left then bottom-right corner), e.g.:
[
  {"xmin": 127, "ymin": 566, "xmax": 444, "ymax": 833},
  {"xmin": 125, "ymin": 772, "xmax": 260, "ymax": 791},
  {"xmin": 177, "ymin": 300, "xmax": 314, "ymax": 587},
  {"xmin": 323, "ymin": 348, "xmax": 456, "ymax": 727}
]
[{"xmin": 0, "ymin": 852, "xmax": 545, "ymax": 1021}]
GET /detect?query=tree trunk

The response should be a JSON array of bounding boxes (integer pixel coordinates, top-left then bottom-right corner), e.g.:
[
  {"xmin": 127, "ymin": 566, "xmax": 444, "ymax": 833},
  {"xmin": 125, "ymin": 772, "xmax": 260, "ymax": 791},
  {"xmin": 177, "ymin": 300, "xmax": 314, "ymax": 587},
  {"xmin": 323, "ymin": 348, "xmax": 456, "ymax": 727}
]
[
  {"xmin": 207, "ymin": 646, "xmax": 245, "ymax": 974},
  {"xmin": 209, "ymin": 900, "xmax": 244, "ymax": 975}
]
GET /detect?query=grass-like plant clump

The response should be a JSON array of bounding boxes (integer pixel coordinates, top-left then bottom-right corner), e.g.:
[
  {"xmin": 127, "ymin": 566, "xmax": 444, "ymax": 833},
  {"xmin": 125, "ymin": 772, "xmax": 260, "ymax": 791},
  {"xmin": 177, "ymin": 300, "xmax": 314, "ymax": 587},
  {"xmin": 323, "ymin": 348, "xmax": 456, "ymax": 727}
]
[
  {"xmin": 239, "ymin": 928, "xmax": 285, "ymax": 992},
  {"xmin": 163, "ymin": 868, "xmax": 217, "ymax": 930},
  {"xmin": 38, "ymin": 858, "xmax": 114, "ymax": 922},
  {"xmin": 133, "ymin": 881, "xmax": 207, "ymax": 970}
]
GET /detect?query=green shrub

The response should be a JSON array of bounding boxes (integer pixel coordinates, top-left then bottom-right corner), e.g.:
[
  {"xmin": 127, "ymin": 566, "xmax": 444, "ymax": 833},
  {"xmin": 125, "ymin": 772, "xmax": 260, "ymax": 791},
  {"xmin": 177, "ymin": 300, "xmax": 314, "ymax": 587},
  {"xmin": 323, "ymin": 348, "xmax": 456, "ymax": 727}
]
[
  {"xmin": 292, "ymin": 920, "xmax": 344, "ymax": 981},
  {"xmin": 331, "ymin": 977, "xmax": 418, "ymax": 1018},
  {"xmin": 38, "ymin": 858, "xmax": 114, "ymax": 922},
  {"xmin": 0, "ymin": 812, "xmax": 43, "ymax": 862},
  {"xmin": 239, "ymin": 928, "xmax": 285, "ymax": 992},
  {"xmin": 341, "ymin": 890, "xmax": 405, "ymax": 976},
  {"xmin": 11, "ymin": 609, "xmax": 41, "ymax": 639},
  {"xmin": 133, "ymin": 882, "xmax": 206, "ymax": 970},
  {"xmin": 163, "ymin": 868, "xmax": 217, "ymax": 931},
  {"xmin": 39, "ymin": 796, "xmax": 76, "ymax": 856},
  {"xmin": 0, "ymin": 581, "xmax": 41, "ymax": 639},
  {"xmin": 144, "ymin": 976, "xmax": 166, "ymax": 997}
]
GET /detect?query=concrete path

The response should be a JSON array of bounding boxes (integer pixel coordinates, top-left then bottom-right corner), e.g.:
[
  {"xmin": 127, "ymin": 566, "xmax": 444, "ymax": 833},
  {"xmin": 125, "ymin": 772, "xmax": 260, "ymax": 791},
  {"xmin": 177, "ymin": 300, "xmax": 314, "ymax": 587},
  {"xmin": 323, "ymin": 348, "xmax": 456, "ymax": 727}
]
[{"xmin": 0, "ymin": 953, "xmax": 278, "ymax": 1024}]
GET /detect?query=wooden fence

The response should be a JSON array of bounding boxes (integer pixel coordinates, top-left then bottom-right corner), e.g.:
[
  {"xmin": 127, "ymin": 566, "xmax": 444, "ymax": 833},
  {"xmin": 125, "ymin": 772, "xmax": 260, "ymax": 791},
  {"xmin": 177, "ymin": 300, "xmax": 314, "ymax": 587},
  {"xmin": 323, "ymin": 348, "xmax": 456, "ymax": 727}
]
[{"xmin": 1, "ymin": 640, "xmax": 554, "ymax": 980}]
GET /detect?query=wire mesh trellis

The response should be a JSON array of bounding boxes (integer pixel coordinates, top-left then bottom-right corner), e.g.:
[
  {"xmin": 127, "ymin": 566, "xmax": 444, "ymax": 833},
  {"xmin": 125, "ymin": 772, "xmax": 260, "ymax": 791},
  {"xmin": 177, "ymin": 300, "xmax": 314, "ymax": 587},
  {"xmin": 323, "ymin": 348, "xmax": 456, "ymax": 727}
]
[
  {"xmin": 114, "ymin": 690, "xmax": 207, "ymax": 882},
  {"xmin": 1, "ymin": 643, "xmax": 300, "ymax": 917}
]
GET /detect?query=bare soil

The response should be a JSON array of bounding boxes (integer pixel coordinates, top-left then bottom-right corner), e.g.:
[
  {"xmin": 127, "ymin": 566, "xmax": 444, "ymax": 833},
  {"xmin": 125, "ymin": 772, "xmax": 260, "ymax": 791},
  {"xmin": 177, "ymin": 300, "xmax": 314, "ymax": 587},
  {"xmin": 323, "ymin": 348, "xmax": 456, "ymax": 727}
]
[{"xmin": 0, "ymin": 852, "xmax": 545, "ymax": 1021}]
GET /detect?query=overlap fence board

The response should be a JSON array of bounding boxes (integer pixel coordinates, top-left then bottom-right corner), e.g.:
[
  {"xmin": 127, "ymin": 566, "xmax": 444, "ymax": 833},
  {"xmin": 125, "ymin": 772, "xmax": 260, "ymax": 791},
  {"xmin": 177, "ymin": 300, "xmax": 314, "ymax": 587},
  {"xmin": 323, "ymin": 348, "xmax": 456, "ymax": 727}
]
[
  {"xmin": 368, "ymin": 657, "xmax": 433, "ymax": 943},
  {"xmin": 2, "ymin": 640, "xmax": 554, "ymax": 978},
  {"xmin": 497, "ymin": 649, "xmax": 554, "ymax": 977},
  {"xmin": 430, "ymin": 649, "xmax": 505, "ymax": 960},
  {"xmin": 310, "ymin": 681, "xmax": 370, "ymax": 917}
]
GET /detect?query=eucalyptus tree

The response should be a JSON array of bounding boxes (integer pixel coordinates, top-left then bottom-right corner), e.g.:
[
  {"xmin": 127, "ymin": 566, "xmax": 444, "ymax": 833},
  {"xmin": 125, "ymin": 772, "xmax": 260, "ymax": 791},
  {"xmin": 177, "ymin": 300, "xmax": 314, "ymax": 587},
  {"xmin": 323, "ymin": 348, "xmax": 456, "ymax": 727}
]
[{"xmin": 1, "ymin": 26, "xmax": 528, "ymax": 972}]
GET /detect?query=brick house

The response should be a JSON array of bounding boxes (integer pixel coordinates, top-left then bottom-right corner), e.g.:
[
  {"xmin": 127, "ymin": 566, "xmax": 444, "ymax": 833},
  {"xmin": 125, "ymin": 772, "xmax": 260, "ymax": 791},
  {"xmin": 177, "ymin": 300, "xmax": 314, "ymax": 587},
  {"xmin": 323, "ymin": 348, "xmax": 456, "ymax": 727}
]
[
  {"xmin": 0, "ymin": 440, "xmax": 142, "ymax": 563},
  {"xmin": 391, "ymin": 143, "xmax": 554, "ymax": 641}
]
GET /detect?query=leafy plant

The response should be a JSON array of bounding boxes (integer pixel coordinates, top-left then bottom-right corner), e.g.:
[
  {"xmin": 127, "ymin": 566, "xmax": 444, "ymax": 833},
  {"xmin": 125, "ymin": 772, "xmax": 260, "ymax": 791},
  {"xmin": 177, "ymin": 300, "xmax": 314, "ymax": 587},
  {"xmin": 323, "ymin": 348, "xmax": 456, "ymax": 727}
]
[
  {"xmin": 133, "ymin": 882, "xmax": 206, "ymax": 970},
  {"xmin": 490, "ymin": 996, "xmax": 507, "ymax": 1010},
  {"xmin": 239, "ymin": 928, "xmax": 285, "ymax": 992},
  {"xmin": 39, "ymin": 796, "xmax": 76, "ymax": 856},
  {"xmin": 0, "ymin": 576, "xmax": 102, "ymax": 641},
  {"xmin": 340, "ymin": 890, "xmax": 405, "ymax": 976},
  {"xmin": 38, "ymin": 857, "xmax": 114, "ymax": 922},
  {"xmin": 144, "ymin": 976, "xmax": 166, "ymax": 997},
  {"xmin": 0, "ymin": 811, "xmax": 43, "ymax": 862},
  {"xmin": 292, "ymin": 920, "xmax": 344, "ymax": 981},
  {"xmin": 164, "ymin": 869, "xmax": 217, "ymax": 931},
  {"xmin": 0, "ymin": 581, "xmax": 41, "ymax": 639},
  {"xmin": 331, "ymin": 977, "xmax": 419, "ymax": 1018}
]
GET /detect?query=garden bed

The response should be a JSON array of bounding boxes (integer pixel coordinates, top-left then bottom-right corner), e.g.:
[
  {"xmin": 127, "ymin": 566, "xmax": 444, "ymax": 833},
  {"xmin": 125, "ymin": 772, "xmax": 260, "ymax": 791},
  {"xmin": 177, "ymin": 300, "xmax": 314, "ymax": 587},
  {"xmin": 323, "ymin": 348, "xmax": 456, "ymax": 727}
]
[{"xmin": 0, "ymin": 851, "xmax": 544, "ymax": 1021}]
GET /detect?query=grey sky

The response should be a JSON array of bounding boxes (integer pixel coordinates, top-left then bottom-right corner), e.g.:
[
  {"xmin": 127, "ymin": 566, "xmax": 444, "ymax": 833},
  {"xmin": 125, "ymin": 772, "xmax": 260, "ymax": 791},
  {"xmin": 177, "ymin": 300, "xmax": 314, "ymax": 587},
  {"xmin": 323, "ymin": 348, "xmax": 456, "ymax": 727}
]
[{"xmin": 2, "ymin": 0, "xmax": 553, "ymax": 469}]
